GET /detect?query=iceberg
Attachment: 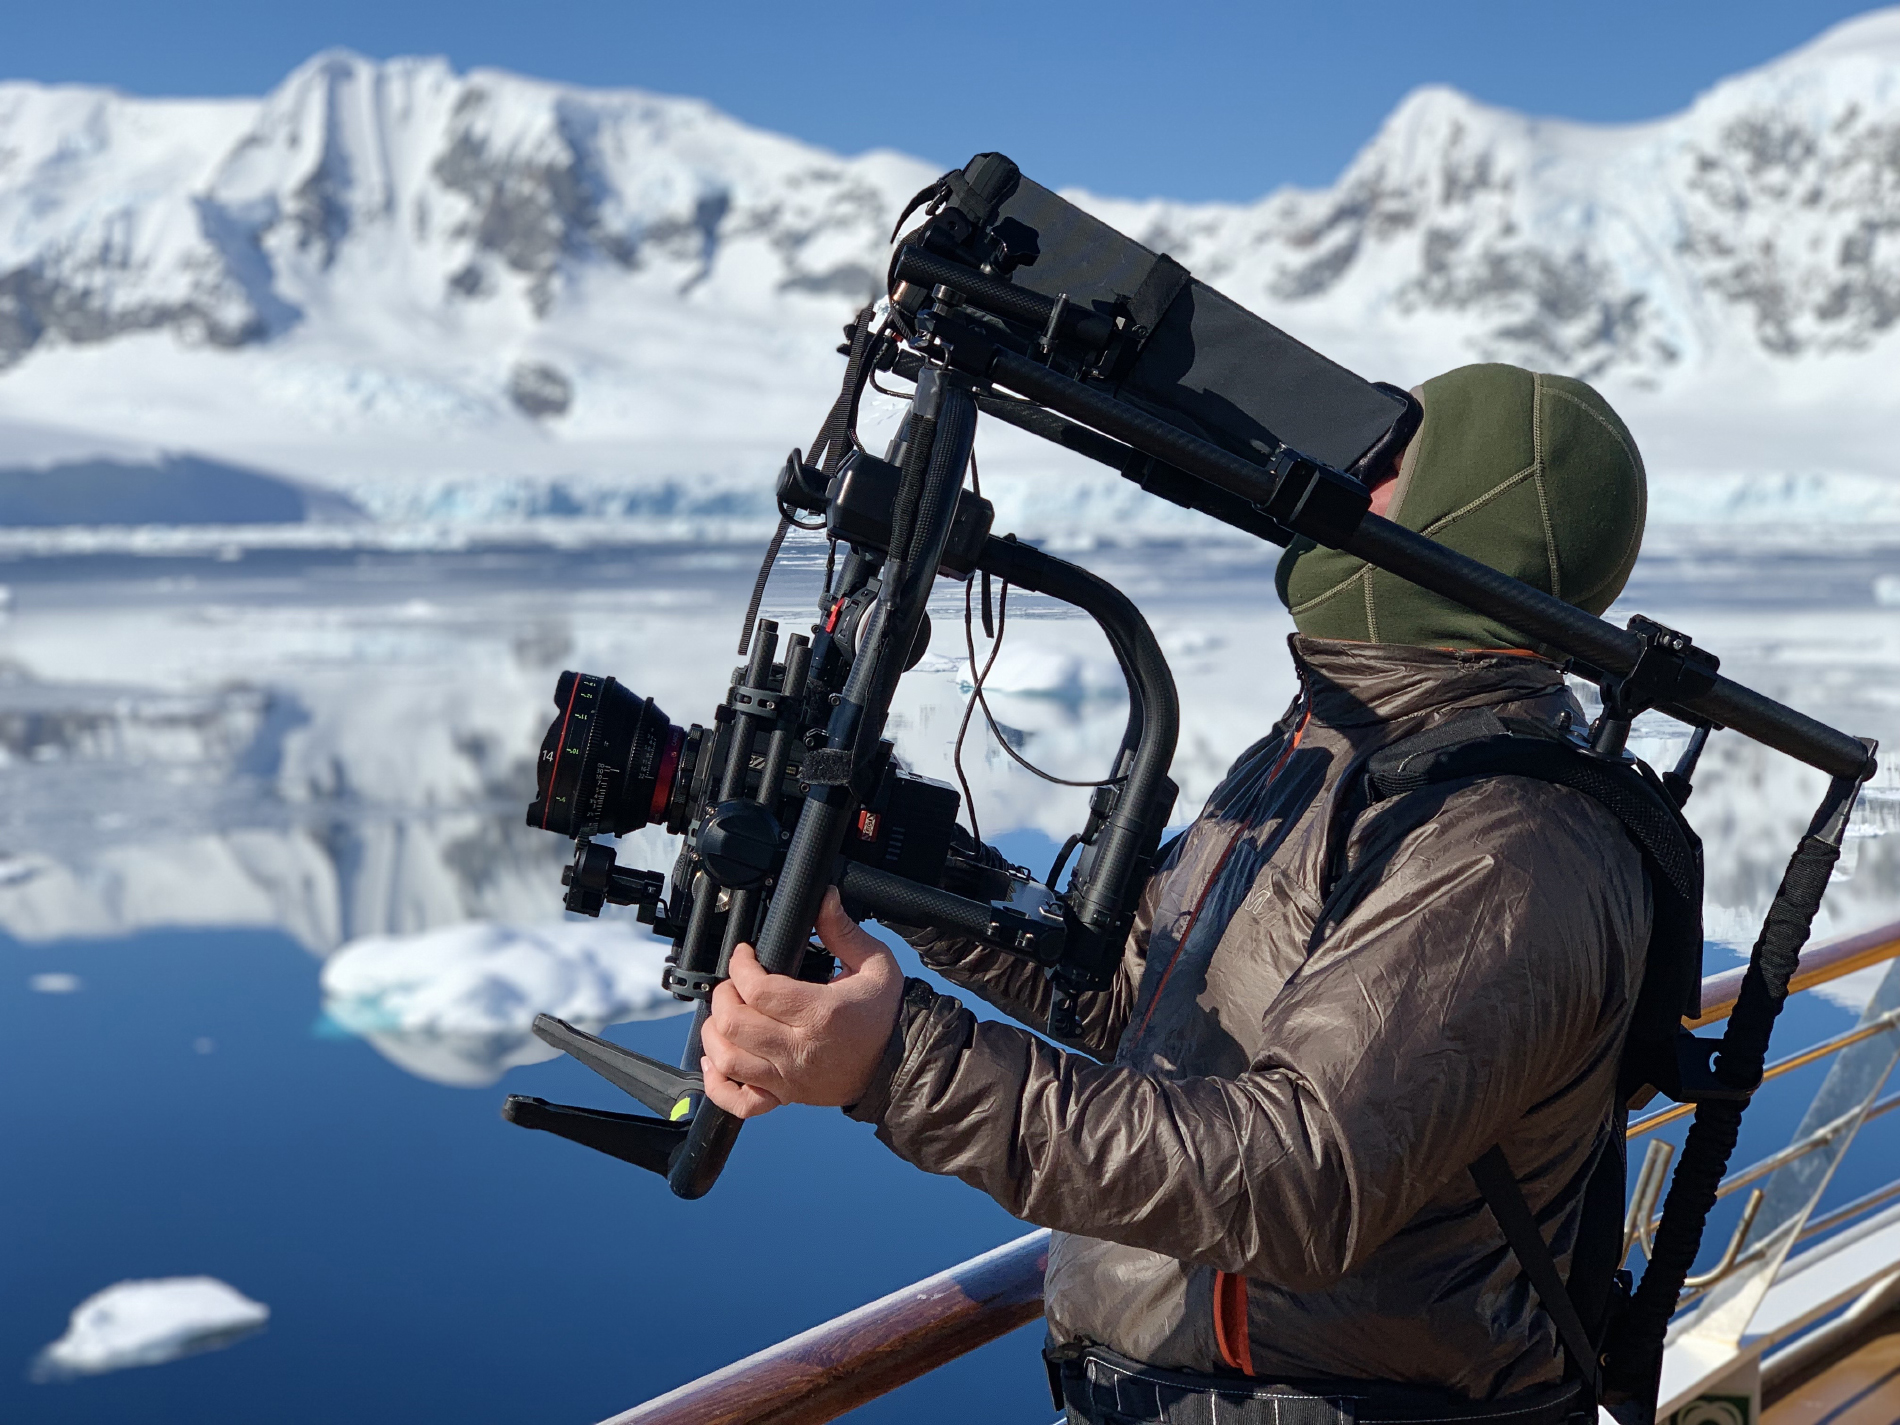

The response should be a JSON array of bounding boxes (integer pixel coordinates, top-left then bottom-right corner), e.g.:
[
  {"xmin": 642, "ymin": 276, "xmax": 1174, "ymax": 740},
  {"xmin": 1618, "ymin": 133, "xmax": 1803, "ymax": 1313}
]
[
  {"xmin": 32, "ymin": 1277, "xmax": 269, "ymax": 1381},
  {"xmin": 319, "ymin": 919, "xmax": 691, "ymax": 1086}
]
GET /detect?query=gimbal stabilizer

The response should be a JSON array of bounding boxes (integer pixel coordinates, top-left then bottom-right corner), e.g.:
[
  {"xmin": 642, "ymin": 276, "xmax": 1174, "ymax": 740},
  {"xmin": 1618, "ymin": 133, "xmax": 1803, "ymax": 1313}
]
[
  {"xmin": 507, "ymin": 346, "xmax": 1184, "ymax": 1200},
  {"xmin": 505, "ymin": 150, "xmax": 1875, "ymax": 1420}
]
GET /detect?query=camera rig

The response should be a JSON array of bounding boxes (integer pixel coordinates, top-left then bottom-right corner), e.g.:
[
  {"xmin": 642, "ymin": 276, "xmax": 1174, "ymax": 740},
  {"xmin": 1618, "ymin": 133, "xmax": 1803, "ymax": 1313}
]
[{"xmin": 501, "ymin": 152, "xmax": 1879, "ymax": 1421}]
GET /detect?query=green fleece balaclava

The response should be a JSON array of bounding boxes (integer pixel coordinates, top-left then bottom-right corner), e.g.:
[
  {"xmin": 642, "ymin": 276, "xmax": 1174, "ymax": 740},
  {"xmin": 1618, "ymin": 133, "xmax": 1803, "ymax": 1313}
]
[{"xmin": 1276, "ymin": 364, "xmax": 1646, "ymax": 649}]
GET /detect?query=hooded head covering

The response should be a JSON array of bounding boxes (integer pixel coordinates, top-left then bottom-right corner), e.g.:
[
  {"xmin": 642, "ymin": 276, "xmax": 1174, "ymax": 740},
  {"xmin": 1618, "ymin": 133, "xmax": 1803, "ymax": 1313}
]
[{"xmin": 1276, "ymin": 364, "xmax": 1646, "ymax": 649}]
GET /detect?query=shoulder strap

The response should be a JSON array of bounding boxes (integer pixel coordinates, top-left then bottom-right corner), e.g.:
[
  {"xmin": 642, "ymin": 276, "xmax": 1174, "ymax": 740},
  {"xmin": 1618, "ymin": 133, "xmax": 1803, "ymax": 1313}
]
[
  {"xmin": 1470, "ymin": 1145, "xmax": 1602, "ymax": 1400},
  {"xmin": 1364, "ymin": 708, "xmax": 1707, "ymax": 1097},
  {"xmin": 1366, "ymin": 708, "xmax": 1698, "ymax": 915},
  {"xmin": 1360, "ymin": 709, "xmax": 1706, "ymax": 1402}
]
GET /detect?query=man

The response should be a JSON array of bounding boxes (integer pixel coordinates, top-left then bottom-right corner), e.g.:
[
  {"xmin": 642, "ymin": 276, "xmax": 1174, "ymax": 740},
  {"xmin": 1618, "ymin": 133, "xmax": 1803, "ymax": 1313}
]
[{"xmin": 699, "ymin": 363, "xmax": 1652, "ymax": 1411}]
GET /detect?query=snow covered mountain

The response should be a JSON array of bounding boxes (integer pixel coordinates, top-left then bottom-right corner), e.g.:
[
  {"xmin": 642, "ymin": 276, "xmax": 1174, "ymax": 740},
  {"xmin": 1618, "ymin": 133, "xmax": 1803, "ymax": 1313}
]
[
  {"xmin": 0, "ymin": 53, "xmax": 936, "ymax": 528},
  {"xmin": 1086, "ymin": 9, "xmax": 1900, "ymax": 382},
  {"xmin": 0, "ymin": 53, "xmax": 919, "ymax": 379},
  {"xmin": 0, "ymin": 12, "xmax": 1896, "ymax": 532}
]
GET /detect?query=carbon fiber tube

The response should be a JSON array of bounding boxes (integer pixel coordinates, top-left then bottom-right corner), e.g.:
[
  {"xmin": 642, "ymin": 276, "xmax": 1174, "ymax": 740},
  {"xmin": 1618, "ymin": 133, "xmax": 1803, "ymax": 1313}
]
[
  {"xmin": 858, "ymin": 379, "xmax": 979, "ymax": 757},
  {"xmin": 720, "ymin": 621, "xmax": 780, "ymax": 801},
  {"xmin": 716, "ymin": 637, "xmax": 813, "ymax": 973},
  {"xmin": 1342, "ymin": 519, "xmax": 1873, "ymax": 779},
  {"xmin": 892, "ymin": 247, "xmax": 1114, "ymax": 348},
  {"xmin": 987, "ymin": 348, "xmax": 1874, "ymax": 782},
  {"xmin": 667, "ymin": 379, "xmax": 978, "ymax": 1200},
  {"xmin": 837, "ymin": 861, "xmax": 994, "ymax": 939}
]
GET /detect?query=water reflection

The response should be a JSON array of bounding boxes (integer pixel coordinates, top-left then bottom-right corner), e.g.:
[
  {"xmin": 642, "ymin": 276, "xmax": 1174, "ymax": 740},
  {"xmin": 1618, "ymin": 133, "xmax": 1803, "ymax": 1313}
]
[{"xmin": 2, "ymin": 534, "xmax": 1898, "ymax": 1079}]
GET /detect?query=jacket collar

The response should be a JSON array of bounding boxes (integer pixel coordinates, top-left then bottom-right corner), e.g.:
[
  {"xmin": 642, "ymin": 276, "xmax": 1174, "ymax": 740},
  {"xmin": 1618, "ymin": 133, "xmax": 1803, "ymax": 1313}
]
[{"xmin": 1290, "ymin": 636, "xmax": 1570, "ymax": 730}]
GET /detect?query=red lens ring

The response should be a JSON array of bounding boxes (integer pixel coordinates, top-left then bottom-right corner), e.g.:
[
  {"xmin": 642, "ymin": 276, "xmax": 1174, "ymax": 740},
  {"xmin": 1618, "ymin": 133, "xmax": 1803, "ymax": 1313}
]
[{"xmin": 649, "ymin": 725, "xmax": 685, "ymax": 825}]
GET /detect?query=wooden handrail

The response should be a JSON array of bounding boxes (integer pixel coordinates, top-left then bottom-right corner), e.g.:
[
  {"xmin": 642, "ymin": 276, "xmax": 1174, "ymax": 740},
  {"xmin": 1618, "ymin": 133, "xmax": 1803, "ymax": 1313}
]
[
  {"xmin": 604, "ymin": 918, "xmax": 1900, "ymax": 1425},
  {"xmin": 1688, "ymin": 920, "xmax": 1900, "ymax": 1028},
  {"xmin": 601, "ymin": 1230, "xmax": 1048, "ymax": 1425}
]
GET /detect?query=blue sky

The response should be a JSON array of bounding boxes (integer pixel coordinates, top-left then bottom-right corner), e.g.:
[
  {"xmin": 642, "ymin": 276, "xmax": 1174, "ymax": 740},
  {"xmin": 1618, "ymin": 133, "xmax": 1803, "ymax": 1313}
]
[{"xmin": 7, "ymin": 1, "xmax": 1883, "ymax": 201}]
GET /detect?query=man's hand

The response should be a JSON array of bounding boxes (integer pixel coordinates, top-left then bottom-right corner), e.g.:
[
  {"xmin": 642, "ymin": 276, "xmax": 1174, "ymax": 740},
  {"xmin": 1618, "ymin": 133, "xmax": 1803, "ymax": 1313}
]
[{"xmin": 700, "ymin": 887, "xmax": 905, "ymax": 1119}]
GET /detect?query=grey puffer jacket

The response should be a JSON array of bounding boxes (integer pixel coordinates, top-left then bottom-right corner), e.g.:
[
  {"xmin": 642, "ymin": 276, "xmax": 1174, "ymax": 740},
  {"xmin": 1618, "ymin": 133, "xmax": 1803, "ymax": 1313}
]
[{"xmin": 847, "ymin": 637, "xmax": 1650, "ymax": 1399}]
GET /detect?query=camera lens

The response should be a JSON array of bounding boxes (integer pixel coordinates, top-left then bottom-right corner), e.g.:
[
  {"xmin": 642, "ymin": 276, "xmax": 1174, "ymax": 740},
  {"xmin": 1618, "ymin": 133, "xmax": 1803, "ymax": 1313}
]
[{"xmin": 529, "ymin": 671, "xmax": 685, "ymax": 838}]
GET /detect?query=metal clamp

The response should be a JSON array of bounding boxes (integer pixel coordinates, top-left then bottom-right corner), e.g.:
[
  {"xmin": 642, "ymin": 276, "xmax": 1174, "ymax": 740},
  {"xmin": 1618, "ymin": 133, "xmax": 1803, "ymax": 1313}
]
[
  {"xmin": 1606, "ymin": 617, "xmax": 1721, "ymax": 720},
  {"xmin": 562, "ymin": 840, "xmax": 665, "ymax": 918},
  {"xmin": 1260, "ymin": 449, "xmax": 1372, "ymax": 548},
  {"xmin": 1587, "ymin": 616, "xmax": 1721, "ymax": 759},
  {"xmin": 732, "ymin": 684, "xmax": 781, "ymax": 717}
]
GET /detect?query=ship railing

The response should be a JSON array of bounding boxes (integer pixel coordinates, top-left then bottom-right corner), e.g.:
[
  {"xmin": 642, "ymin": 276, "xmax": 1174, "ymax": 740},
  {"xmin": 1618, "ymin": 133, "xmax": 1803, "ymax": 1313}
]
[{"xmin": 603, "ymin": 918, "xmax": 1900, "ymax": 1425}]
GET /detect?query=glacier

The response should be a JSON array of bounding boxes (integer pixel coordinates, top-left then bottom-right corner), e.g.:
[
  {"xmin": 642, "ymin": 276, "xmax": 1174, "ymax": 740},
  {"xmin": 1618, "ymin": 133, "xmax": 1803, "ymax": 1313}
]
[{"xmin": 31, "ymin": 1277, "xmax": 269, "ymax": 1380}]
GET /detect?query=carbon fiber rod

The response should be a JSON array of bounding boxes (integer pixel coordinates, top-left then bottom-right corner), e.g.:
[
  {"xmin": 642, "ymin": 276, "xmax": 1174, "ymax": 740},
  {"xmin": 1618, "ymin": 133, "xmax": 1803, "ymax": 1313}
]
[{"xmin": 985, "ymin": 349, "xmax": 1873, "ymax": 782}]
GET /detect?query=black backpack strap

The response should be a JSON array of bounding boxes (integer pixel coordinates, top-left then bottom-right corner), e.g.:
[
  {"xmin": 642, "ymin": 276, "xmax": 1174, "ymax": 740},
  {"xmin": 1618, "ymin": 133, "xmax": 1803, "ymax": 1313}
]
[
  {"xmin": 1470, "ymin": 1144, "xmax": 1602, "ymax": 1402},
  {"xmin": 1360, "ymin": 708, "xmax": 1709, "ymax": 1404},
  {"xmin": 1364, "ymin": 708, "xmax": 1707, "ymax": 1100}
]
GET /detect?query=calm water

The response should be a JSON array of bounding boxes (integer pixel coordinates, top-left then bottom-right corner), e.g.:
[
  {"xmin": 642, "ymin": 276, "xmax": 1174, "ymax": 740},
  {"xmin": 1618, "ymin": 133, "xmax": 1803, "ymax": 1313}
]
[
  {"xmin": 6, "ymin": 532, "xmax": 1900, "ymax": 1421},
  {"xmin": 2, "ymin": 915, "xmax": 1051, "ymax": 1423},
  {"xmin": 7, "ymin": 865, "xmax": 1896, "ymax": 1423}
]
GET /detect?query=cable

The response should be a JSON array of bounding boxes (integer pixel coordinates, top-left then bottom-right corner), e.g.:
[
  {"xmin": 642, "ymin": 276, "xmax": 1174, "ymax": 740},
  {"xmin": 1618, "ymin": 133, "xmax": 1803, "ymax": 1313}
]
[
  {"xmin": 870, "ymin": 368, "xmax": 914, "ymax": 400},
  {"xmin": 958, "ymin": 574, "xmax": 1129, "ymax": 794},
  {"xmin": 951, "ymin": 575, "xmax": 1006, "ymax": 844},
  {"xmin": 969, "ymin": 449, "xmax": 994, "ymax": 638},
  {"xmin": 779, "ymin": 497, "xmax": 827, "ymax": 532}
]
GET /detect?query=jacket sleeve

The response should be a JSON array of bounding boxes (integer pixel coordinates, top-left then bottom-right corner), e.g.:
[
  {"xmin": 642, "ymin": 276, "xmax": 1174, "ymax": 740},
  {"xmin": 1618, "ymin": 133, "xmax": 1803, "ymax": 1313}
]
[
  {"xmin": 885, "ymin": 721, "xmax": 1291, "ymax": 1058},
  {"xmin": 892, "ymin": 865, "xmax": 1162, "ymax": 1062},
  {"xmin": 847, "ymin": 778, "xmax": 1648, "ymax": 1292}
]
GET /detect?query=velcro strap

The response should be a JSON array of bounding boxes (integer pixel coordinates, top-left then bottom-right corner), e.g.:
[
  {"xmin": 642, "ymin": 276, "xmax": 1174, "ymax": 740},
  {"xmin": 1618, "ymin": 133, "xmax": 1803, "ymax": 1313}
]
[
  {"xmin": 1126, "ymin": 253, "xmax": 1192, "ymax": 337},
  {"xmin": 799, "ymin": 748, "xmax": 857, "ymax": 786},
  {"xmin": 1364, "ymin": 709, "xmax": 1512, "ymax": 794},
  {"xmin": 1470, "ymin": 1146, "xmax": 1602, "ymax": 1400},
  {"xmin": 1364, "ymin": 711, "xmax": 1699, "ymax": 907}
]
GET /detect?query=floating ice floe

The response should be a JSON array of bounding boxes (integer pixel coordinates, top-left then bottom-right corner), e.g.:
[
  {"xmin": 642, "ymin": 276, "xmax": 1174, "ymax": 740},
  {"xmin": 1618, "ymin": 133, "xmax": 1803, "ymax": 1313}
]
[
  {"xmin": 32, "ymin": 1277, "xmax": 269, "ymax": 1381},
  {"xmin": 320, "ymin": 919, "xmax": 689, "ymax": 1086}
]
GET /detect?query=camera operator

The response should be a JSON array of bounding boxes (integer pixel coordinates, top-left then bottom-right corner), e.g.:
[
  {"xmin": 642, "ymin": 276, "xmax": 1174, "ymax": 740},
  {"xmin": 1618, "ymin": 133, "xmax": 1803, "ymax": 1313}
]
[{"xmin": 700, "ymin": 362, "xmax": 1649, "ymax": 1422}]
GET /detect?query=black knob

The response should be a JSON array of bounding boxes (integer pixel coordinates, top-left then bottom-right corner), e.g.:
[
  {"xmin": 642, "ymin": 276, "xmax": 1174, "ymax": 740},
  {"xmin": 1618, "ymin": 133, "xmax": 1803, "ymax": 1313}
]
[
  {"xmin": 567, "ymin": 840, "xmax": 618, "ymax": 891},
  {"xmin": 698, "ymin": 800, "xmax": 784, "ymax": 890}
]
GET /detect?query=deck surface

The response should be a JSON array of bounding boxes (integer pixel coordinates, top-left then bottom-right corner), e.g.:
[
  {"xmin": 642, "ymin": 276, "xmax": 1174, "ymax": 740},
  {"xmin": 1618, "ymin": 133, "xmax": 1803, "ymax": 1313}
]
[{"xmin": 1766, "ymin": 1314, "xmax": 1900, "ymax": 1425}]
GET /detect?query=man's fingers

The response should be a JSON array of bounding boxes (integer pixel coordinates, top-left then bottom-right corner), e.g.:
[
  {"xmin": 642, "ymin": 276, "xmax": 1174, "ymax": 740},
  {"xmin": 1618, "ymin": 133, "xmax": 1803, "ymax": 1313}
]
[
  {"xmin": 725, "ymin": 941, "xmax": 773, "ymax": 1000},
  {"xmin": 701, "ymin": 1016, "xmax": 789, "ymax": 1097},
  {"xmin": 709, "ymin": 987, "xmax": 802, "ymax": 1061},
  {"xmin": 815, "ymin": 887, "xmax": 894, "ymax": 974},
  {"xmin": 814, "ymin": 887, "xmax": 858, "ymax": 948},
  {"xmin": 700, "ymin": 1056, "xmax": 782, "ymax": 1119},
  {"xmin": 726, "ymin": 941, "xmax": 827, "ymax": 1021}
]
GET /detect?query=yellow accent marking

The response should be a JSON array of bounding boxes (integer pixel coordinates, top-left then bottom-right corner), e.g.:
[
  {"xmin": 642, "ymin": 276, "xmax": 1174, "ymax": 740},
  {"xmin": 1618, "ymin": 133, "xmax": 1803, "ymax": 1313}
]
[{"xmin": 670, "ymin": 1097, "xmax": 692, "ymax": 1121}]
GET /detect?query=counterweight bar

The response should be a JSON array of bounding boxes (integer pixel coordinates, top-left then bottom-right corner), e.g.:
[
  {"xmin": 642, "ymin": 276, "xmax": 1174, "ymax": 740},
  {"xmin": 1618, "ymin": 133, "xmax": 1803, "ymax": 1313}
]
[{"xmin": 983, "ymin": 348, "xmax": 1873, "ymax": 781}]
